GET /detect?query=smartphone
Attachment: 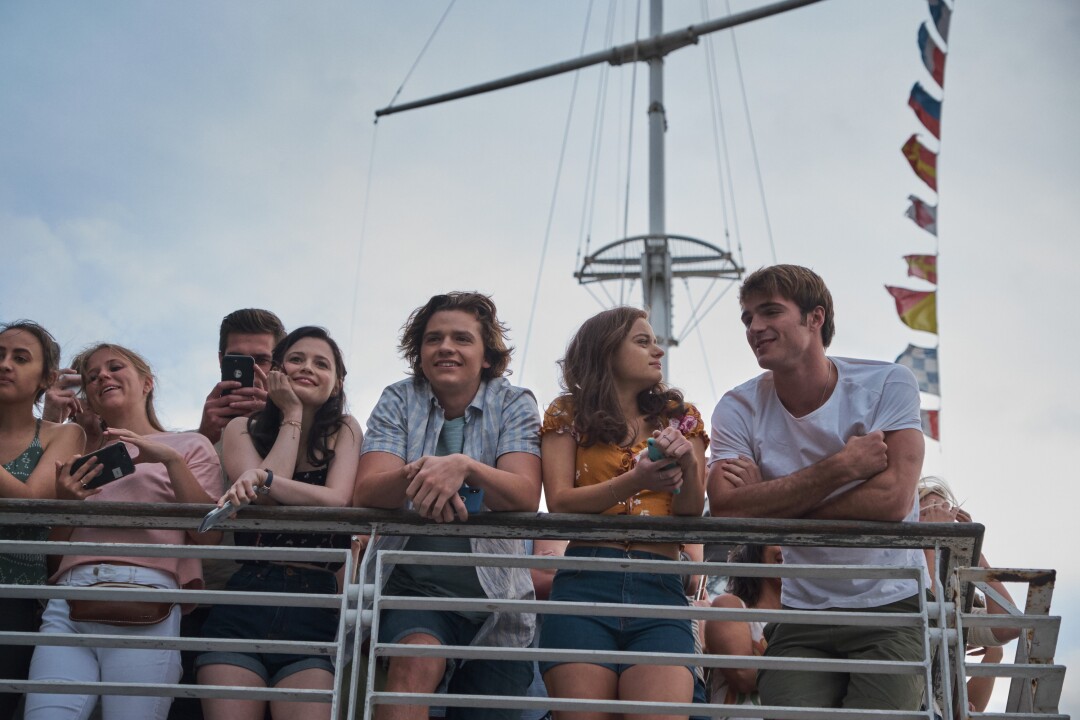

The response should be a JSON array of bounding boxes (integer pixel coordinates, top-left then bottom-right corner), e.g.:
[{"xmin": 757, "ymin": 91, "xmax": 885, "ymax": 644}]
[
  {"xmin": 221, "ymin": 354, "xmax": 256, "ymax": 396},
  {"xmin": 458, "ymin": 486, "xmax": 484, "ymax": 514},
  {"xmin": 647, "ymin": 437, "xmax": 680, "ymax": 494},
  {"xmin": 646, "ymin": 437, "xmax": 677, "ymax": 468},
  {"xmin": 70, "ymin": 443, "xmax": 136, "ymax": 489}
]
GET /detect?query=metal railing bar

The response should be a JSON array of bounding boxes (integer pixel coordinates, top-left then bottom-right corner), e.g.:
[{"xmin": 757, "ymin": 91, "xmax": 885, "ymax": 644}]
[
  {"xmin": 2, "ymin": 680, "xmax": 333, "ymax": 702},
  {"xmin": 375, "ymin": 595, "xmax": 928, "ymax": 627},
  {"xmin": 370, "ymin": 691, "xmax": 932, "ymax": 719},
  {"xmin": 0, "ymin": 584, "xmax": 344, "ymax": 608},
  {"xmin": 0, "ymin": 501, "xmax": 984, "ymax": 558},
  {"xmin": 0, "ymin": 539, "xmax": 349, "ymax": 563},
  {"xmin": 372, "ymin": 642, "xmax": 927, "ymax": 673},
  {"xmin": 2, "ymin": 630, "xmax": 338, "ymax": 654},
  {"xmin": 376, "ymin": 549, "xmax": 925, "ymax": 580},
  {"xmin": 964, "ymin": 663, "xmax": 1066, "ymax": 679},
  {"xmin": 960, "ymin": 614, "xmax": 1058, "ymax": 630}
]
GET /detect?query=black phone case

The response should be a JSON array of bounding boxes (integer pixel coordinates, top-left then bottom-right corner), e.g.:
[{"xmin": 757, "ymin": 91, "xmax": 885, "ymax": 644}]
[
  {"xmin": 71, "ymin": 443, "xmax": 136, "ymax": 489},
  {"xmin": 221, "ymin": 354, "xmax": 256, "ymax": 395}
]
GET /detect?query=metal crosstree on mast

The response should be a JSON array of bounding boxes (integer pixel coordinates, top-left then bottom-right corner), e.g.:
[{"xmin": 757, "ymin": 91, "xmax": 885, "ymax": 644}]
[{"xmin": 376, "ymin": 0, "xmax": 826, "ymax": 378}]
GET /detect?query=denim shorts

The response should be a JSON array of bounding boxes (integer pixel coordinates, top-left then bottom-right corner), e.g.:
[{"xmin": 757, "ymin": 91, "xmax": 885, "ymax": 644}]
[
  {"xmin": 378, "ymin": 591, "xmax": 532, "ymax": 719},
  {"xmin": 195, "ymin": 563, "xmax": 339, "ymax": 686},
  {"xmin": 538, "ymin": 546, "xmax": 694, "ymax": 675}
]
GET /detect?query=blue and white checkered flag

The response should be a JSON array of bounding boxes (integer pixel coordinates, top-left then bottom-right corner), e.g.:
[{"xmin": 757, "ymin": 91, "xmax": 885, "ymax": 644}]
[{"xmin": 895, "ymin": 344, "xmax": 939, "ymax": 396}]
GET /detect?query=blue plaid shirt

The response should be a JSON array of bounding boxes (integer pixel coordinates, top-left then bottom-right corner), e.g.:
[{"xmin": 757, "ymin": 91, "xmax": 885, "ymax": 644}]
[{"xmin": 361, "ymin": 376, "xmax": 541, "ymax": 648}]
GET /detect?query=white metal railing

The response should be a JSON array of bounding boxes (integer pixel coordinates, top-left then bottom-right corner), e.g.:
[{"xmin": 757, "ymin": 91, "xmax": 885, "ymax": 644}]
[{"xmin": 0, "ymin": 500, "xmax": 1067, "ymax": 719}]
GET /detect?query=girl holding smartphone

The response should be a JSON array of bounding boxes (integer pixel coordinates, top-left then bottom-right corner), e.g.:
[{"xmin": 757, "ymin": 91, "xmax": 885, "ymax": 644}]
[
  {"xmin": 539, "ymin": 307, "xmax": 707, "ymax": 720},
  {"xmin": 196, "ymin": 326, "xmax": 362, "ymax": 720},
  {"xmin": 24, "ymin": 342, "xmax": 221, "ymax": 720}
]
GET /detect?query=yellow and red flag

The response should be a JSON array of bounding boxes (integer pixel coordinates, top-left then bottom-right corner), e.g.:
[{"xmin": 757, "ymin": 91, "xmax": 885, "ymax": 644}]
[
  {"xmin": 902, "ymin": 134, "xmax": 938, "ymax": 191},
  {"xmin": 886, "ymin": 286, "xmax": 937, "ymax": 334},
  {"xmin": 903, "ymin": 254, "xmax": 937, "ymax": 284}
]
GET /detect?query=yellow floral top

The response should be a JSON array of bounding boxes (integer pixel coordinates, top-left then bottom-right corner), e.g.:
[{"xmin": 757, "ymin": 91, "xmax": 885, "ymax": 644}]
[{"xmin": 541, "ymin": 396, "xmax": 706, "ymax": 517}]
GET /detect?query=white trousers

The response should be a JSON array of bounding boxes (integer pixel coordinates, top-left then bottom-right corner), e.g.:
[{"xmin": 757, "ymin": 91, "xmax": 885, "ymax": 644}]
[{"xmin": 24, "ymin": 563, "xmax": 183, "ymax": 720}]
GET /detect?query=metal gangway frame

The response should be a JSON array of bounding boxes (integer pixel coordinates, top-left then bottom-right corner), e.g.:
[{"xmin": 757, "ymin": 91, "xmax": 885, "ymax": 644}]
[{"xmin": 0, "ymin": 499, "xmax": 1068, "ymax": 719}]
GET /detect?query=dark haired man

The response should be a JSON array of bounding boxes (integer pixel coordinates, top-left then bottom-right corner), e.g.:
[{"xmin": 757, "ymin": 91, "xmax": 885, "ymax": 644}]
[
  {"xmin": 707, "ymin": 264, "xmax": 928, "ymax": 712},
  {"xmin": 197, "ymin": 308, "xmax": 285, "ymax": 444},
  {"xmin": 355, "ymin": 292, "xmax": 541, "ymax": 720}
]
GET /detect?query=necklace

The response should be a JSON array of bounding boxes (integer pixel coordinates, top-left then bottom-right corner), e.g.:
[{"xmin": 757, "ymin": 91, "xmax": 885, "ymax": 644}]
[{"xmin": 818, "ymin": 360, "xmax": 833, "ymax": 409}]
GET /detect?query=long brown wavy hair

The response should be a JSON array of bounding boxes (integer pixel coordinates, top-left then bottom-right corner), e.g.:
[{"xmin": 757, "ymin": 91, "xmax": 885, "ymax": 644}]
[{"xmin": 558, "ymin": 307, "xmax": 683, "ymax": 447}]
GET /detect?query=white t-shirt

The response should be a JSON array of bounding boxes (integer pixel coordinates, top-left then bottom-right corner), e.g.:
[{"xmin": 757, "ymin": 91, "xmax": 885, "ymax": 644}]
[{"xmin": 710, "ymin": 357, "xmax": 928, "ymax": 609}]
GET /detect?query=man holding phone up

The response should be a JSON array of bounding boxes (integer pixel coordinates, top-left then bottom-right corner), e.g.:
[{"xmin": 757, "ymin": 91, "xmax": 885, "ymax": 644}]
[
  {"xmin": 197, "ymin": 308, "xmax": 285, "ymax": 445},
  {"xmin": 354, "ymin": 292, "xmax": 541, "ymax": 720}
]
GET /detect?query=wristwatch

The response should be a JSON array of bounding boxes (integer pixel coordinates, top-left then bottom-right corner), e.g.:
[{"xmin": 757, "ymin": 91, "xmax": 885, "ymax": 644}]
[{"xmin": 256, "ymin": 468, "xmax": 274, "ymax": 496}]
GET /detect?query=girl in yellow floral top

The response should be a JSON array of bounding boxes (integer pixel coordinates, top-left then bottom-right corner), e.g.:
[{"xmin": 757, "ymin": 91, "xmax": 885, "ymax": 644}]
[{"xmin": 539, "ymin": 307, "xmax": 706, "ymax": 720}]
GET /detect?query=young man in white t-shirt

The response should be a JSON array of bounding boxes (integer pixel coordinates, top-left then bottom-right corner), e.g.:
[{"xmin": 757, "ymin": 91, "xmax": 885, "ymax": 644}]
[{"xmin": 707, "ymin": 264, "xmax": 927, "ymax": 711}]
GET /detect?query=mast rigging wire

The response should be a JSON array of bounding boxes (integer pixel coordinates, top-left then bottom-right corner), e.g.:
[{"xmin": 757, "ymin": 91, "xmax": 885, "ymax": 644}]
[
  {"xmin": 575, "ymin": 0, "xmax": 619, "ymax": 284},
  {"xmin": 519, "ymin": 2, "xmax": 596, "ymax": 380},
  {"xmin": 619, "ymin": 0, "xmax": 644, "ymax": 305},
  {"xmin": 700, "ymin": 0, "xmax": 736, "ymax": 261},
  {"xmin": 380, "ymin": 0, "xmax": 458, "ymax": 116},
  {"xmin": 346, "ymin": 116, "xmax": 381, "ymax": 363},
  {"xmin": 350, "ymin": 1, "xmax": 456, "ymax": 356},
  {"xmin": 725, "ymin": 0, "xmax": 777, "ymax": 263}
]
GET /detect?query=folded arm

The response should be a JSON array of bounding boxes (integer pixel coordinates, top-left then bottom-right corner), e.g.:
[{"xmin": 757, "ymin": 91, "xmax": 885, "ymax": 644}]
[
  {"xmin": 804, "ymin": 428, "xmax": 924, "ymax": 522},
  {"xmin": 708, "ymin": 431, "xmax": 889, "ymax": 519}
]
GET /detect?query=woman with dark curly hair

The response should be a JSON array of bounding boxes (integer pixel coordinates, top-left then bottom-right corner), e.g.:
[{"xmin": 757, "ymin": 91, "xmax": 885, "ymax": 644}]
[
  {"xmin": 539, "ymin": 307, "xmax": 707, "ymax": 720},
  {"xmin": 196, "ymin": 326, "xmax": 362, "ymax": 720}
]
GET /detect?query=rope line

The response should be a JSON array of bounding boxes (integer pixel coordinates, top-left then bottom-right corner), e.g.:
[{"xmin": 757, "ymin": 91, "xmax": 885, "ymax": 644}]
[
  {"xmin": 619, "ymin": 0, "xmax": 644, "ymax": 305},
  {"xmin": 380, "ymin": 0, "xmax": 458, "ymax": 115},
  {"xmin": 725, "ymin": 0, "xmax": 776, "ymax": 263},
  {"xmin": 520, "ymin": 1, "xmax": 596, "ymax": 380},
  {"xmin": 346, "ymin": 123, "xmax": 381, "ymax": 363}
]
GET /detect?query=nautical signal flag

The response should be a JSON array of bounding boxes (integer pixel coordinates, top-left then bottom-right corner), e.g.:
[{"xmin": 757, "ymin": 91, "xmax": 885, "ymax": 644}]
[
  {"xmin": 921, "ymin": 409, "xmax": 940, "ymax": 441},
  {"xmin": 904, "ymin": 254, "xmax": 938, "ymax": 284},
  {"xmin": 909, "ymin": 82, "xmax": 942, "ymax": 139},
  {"xmin": 896, "ymin": 344, "xmax": 940, "ymax": 395},
  {"xmin": 904, "ymin": 196, "xmax": 938, "ymax": 236},
  {"xmin": 902, "ymin": 135, "xmax": 938, "ymax": 191},
  {"xmin": 886, "ymin": 286, "xmax": 937, "ymax": 334},
  {"xmin": 928, "ymin": 0, "xmax": 952, "ymax": 44},
  {"xmin": 918, "ymin": 23, "xmax": 947, "ymax": 88}
]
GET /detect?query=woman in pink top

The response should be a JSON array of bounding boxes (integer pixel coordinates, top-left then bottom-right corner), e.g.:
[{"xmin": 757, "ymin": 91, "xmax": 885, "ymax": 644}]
[{"xmin": 24, "ymin": 343, "xmax": 222, "ymax": 720}]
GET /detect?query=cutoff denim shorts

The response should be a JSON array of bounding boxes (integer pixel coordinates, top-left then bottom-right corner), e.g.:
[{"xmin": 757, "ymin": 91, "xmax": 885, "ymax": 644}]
[
  {"xmin": 538, "ymin": 546, "xmax": 694, "ymax": 675},
  {"xmin": 195, "ymin": 563, "xmax": 339, "ymax": 686}
]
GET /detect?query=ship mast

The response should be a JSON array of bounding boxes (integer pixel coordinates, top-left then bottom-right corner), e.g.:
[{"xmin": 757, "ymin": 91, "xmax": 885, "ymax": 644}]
[{"xmin": 376, "ymin": 0, "xmax": 825, "ymax": 377}]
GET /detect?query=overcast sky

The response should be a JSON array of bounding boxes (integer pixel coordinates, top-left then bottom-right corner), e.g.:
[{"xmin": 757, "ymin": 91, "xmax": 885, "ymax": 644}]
[{"xmin": 2, "ymin": 0, "xmax": 1076, "ymax": 711}]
